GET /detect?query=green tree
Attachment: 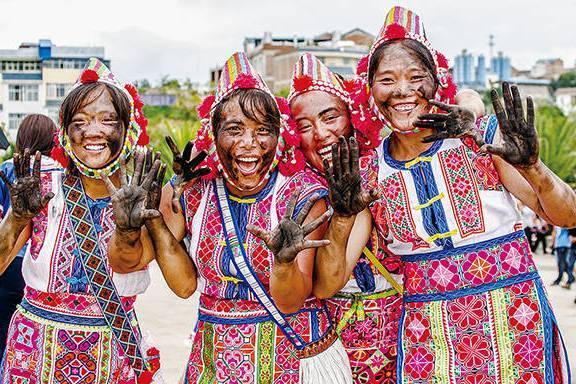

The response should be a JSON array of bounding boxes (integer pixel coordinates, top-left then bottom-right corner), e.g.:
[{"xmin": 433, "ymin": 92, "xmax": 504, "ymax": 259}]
[
  {"xmin": 550, "ymin": 71, "xmax": 576, "ymax": 92},
  {"xmin": 536, "ymin": 105, "xmax": 576, "ymax": 184}
]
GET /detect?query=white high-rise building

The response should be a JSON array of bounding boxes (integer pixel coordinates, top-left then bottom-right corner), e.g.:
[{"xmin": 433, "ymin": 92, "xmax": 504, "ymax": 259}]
[{"xmin": 0, "ymin": 40, "xmax": 108, "ymax": 141}]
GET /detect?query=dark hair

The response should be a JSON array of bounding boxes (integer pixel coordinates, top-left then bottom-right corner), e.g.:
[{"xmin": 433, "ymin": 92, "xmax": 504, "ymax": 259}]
[
  {"xmin": 212, "ymin": 88, "xmax": 281, "ymax": 136},
  {"xmin": 368, "ymin": 39, "xmax": 438, "ymax": 87},
  {"xmin": 16, "ymin": 114, "xmax": 56, "ymax": 156},
  {"xmin": 60, "ymin": 82, "xmax": 131, "ymax": 133}
]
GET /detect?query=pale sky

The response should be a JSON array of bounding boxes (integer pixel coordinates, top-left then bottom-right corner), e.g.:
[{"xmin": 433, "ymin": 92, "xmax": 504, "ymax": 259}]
[{"xmin": 1, "ymin": 0, "xmax": 575, "ymax": 84}]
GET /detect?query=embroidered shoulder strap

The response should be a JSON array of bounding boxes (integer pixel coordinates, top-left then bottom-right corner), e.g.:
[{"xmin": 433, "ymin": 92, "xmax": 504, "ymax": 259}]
[
  {"xmin": 362, "ymin": 247, "xmax": 403, "ymax": 294},
  {"xmin": 214, "ymin": 178, "xmax": 306, "ymax": 349},
  {"xmin": 61, "ymin": 175, "xmax": 149, "ymax": 375}
]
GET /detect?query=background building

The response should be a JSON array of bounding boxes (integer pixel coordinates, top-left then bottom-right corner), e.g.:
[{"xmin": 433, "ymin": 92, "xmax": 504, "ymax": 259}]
[
  {"xmin": 211, "ymin": 29, "xmax": 373, "ymax": 93},
  {"xmin": 0, "ymin": 40, "xmax": 108, "ymax": 140}
]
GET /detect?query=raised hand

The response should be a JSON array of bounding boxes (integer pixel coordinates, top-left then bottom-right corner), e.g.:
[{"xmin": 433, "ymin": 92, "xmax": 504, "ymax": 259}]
[
  {"xmin": 323, "ymin": 137, "xmax": 379, "ymax": 217},
  {"xmin": 481, "ymin": 82, "xmax": 539, "ymax": 168},
  {"xmin": 165, "ymin": 136, "xmax": 210, "ymax": 213},
  {"xmin": 144, "ymin": 151, "xmax": 167, "ymax": 212},
  {"xmin": 416, "ymin": 100, "xmax": 484, "ymax": 146},
  {"xmin": 102, "ymin": 148, "xmax": 162, "ymax": 231},
  {"xmin": 0, "ymin": 149, "xmax": 54, "ymax": 221},
  {"xmin": 247, "ymin": 190, "xmax": 332, "ymax": 264}
]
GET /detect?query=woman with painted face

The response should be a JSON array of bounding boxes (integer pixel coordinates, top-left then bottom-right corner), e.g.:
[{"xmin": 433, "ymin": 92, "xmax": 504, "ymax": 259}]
[
  {"xmin": 342, "ymin": 6, "xmax": 572, "ymax": 383},
  {"xmin": 0, "ymin": 59, "xmax": 163, "ymax": 383},
  {"xmin": 110, "ymin": 52, "xmax": 353, "ymax": 383},
  {"xmin": 288, "ymin": 53, "xmax": 484, "ymax": 383}
]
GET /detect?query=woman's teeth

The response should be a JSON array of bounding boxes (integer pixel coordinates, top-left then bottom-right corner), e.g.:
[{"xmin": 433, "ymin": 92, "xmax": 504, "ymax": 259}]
[
  {"xmin": 317, "ymin": 145, "xmax": 333, "ymax": 160},
  {"xmin": 393, "ymin": 103, "xmax": 416, "ymax": 112},
  {"xmin": 84, "ymin": 144, "xmax": 106, "ymax": 152},
  {"xmin": 236, "ymin": 157, "xmax": 259, "ymax": 175}
]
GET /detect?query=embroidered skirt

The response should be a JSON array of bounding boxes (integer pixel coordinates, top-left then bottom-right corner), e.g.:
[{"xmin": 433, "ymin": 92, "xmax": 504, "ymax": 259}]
[
  {"xmin": 183, "ymin": 295, "xmax": 352, "ymax": 384},
  {"xmin": 0, "ymin": 288, "xmax": 137, "ymax": 384},
  {"xmin": 326, "ymin": 289, "xmax": 401, "ymax": 384},
  {"xmin": 399, "ymin": 231, "xmax": 570, "ymax": 383}
]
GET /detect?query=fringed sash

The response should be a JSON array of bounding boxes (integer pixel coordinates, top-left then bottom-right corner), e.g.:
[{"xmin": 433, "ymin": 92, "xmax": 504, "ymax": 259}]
[
  {"xmin": 214, "ymin": 178, "xmax": 306, "ymax": 349},
  {"xmin": 62, "ymin": 175, "xmax": 149, "ymax": 375}
]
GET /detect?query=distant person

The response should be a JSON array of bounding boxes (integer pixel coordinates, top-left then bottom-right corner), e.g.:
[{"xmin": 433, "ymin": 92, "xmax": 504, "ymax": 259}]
[
  {"xmin": 519, "ymin": 200, "xmax": 536, "ymax": 248},
  {"xmin": 0, "ymin": 114, "xmax": 57, "ymax": 358},
  {"xmin": 531, "ymin": 216, "xmax": 551, "ymax": 254},
  {"xmin": 551, "ymin": 226, "xmax": 573, "ymax": 288}
]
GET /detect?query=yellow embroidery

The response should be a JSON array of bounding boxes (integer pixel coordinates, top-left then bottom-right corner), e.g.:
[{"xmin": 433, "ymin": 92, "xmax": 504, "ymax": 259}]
[
  {"xmin": 228, "ymin": 195, "xmax": 256, "ymax": 204},
  {"xmin": 414, "ymin": 193, "xmax": 445, "ymax": 210},
  {"xmin": 425, "ymin": 229, "xmax": 458, "ymax": 243},
  {"xmin": 405, "ymin": 156, "xmax": 433, "ymax": 169},
  {"xmin": 220, "ymin": 276, "xmax": 243, "ymax": 285}
]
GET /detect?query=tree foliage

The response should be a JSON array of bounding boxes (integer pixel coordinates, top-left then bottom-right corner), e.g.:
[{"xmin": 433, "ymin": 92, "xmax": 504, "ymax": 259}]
[
  {"xmin": 536, "ymin": 105, "xmax": 576, "ymax": 184},
  {"xmin": 550, "ymin": 71, "xmax": 576, "ymax": 91}
]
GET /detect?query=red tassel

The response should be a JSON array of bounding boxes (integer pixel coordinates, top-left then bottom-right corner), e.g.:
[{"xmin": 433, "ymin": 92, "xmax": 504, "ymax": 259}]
[
  {"xmin": 50, "ymin": 145, "xmax": 68, "ymax": 168},
  {"xmin": 197, "ymin": 95, "xmax": 215, "ymax": 119},
  {"xmin": 436, "ymin": 53, "xmax": 449, "ymax": 69},
  {"xmin": 275, "ymin": 96, "xmax": 290, "ymax": 116},
  {"xmin": 440, "ymin": 79, "xmax": 457, "ymax": 102},
  {"xmin": 278, "ymin": 148, "xmax": 305, "ymax": 176},
  {"xmin": 233, "ymin": 74, "xmax": 258, "ymax": 89},
  {"xmin": 356, "ymin": 55, "xmax": 369, "ymax": 76},
  {"xmin": 342, "ymin": 79, "xmax": 356, "ymax": 94},
  {"xmin": 125, "ymin": 84, "xmax": 145, "ymax": 110},
  {"xmin": 80, "ymin": 69, "xmax": 99, "ymax": 84},
  {"xmin": 293, "ymin": 75, "xmax": 313, "ymax": 93},
  {"xmin": 384, "ymin": 23, "xmax": 407, "ymax": 40}
]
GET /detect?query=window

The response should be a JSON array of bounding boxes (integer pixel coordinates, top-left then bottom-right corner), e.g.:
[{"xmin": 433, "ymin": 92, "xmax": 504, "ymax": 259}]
[
  {"xmin": 46, "ymin": 83, "xmax": 71, "ymax": 99},
  {"xmin": 8, "ymin": 85, "xmax": 39, "ymax": 102},
  {"xmin": 9, "ymin": 113, "xmax": 29, "ymax": 131}
]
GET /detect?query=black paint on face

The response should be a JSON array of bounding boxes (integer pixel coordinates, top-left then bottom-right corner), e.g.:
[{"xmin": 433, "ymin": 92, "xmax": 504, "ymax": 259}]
[
  {"xmin": 66, "ymin": 87, "xmax": 126, "ymax": 169},
  {"xmin": 291, "ymin": 91, "xmax": 351, "ymax": 173},
  {"xmin": 215, "ymin": 97, "xmax": 279, "ymax": 194},
  {"xmin": 371, "ymin": 43, "xmax": 437, "ymax": 133}
]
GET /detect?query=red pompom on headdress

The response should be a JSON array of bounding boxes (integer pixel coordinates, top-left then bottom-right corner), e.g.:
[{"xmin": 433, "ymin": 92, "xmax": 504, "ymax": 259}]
[
  {"xmin": 356, "ymin": 55, "xmax": 369, "ymax": 76},
  {"xmin": 80, "ymin": 69, "xmax": 99, "ymax": 84},
  {"xmin": 234, "ymin": 73, "xmax": 258, "ymax": 89},
  {"xmin": 197, "ymin": 95, "xmax": 215, "ymax": 120},
  {"xmin": 436, "ymin": 52, "xmax": 449, "ymax": 69},
  {"xmin": 123, "ymin": 83, "xmax": 149, "ymax": 146},
  {"xmin": 275, "ymin": 96, "xmax": 301, "ymax": 147},
  {"xmin": 384, "ymin": 23, "xmax": 407, "ymax": 40},
  {"xmin": 293, "ymin": 75, "xmax": 314, "ymax": 93},
  {"xmin": 278, "ymin": 147, "xmax": 305, "ymax": 176}
]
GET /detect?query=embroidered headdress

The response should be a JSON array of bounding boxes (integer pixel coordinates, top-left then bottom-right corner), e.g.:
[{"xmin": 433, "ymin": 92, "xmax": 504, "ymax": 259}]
[
  {"xmin": 51, "ymin": 58, "xmax": 149, "ymax": 178},
  {"xmin": 288, "ymin": 53, "xmax": 381, "ymax": 150},
  {"xmin": 352, "ymin": 6, "xmax": 457, "ymax": 140},
  {"xmin": 195, "ymin": 52, "xmax": 303, "ymax": 182}
]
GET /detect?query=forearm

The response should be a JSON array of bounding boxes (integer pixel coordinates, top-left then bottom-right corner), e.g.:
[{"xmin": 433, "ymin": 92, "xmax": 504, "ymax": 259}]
[
  {"xmin": 0, "ymin": 212, "xmax": 29, "ymax": 274},
  {"xmin": 517, "ymin": 160, "xmax": 576, "ymax": 227},
  {"xmin": 312, "ymin": 214, "xmax": 355, "ymax": 299},
  {"xmin": 108, "ymin": 228, "xmax": 144, "ymax": 273},
  {"xmin": 270, "ymin": 260, "xmax": 310, "ymax": 313},
  {"xmin": 145, "ymin": 217, "xmax": 197, "ymax": 298}
]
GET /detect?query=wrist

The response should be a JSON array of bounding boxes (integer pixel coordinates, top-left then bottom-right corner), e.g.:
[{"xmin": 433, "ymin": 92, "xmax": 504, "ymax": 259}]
[
  {"xmin": 9, "ymin": 211, "xmax": 32, "ymax": 227},
  {"xmin": 515, "ymin": 158, "xmax": 543, "ymax": 174},
  {"xmin": 144, "ymin": 216, "xmax": 165, "ymax": 231}
]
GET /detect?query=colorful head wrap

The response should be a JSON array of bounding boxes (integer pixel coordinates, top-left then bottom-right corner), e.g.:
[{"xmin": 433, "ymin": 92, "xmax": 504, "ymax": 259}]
[
  {"xmin": 51, "ymin": 58, "xmax": 149, "ymax": 178},
  {"xmin": 288, "ymin": 53, "xmax": 381, "ymax": 150},
  {"xmin": 195, "ymin": 52, "xmax": 303, "ymax": 184},
  {"xmin": 352, "ymin": 6, "xmax": 457, "ymax": 139}
]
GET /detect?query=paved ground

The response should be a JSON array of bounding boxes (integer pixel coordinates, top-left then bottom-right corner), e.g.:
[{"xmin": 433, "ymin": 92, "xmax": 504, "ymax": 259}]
[{"xmin": 136, "ymin": 251, "xmax": 576, "ymax": 383}]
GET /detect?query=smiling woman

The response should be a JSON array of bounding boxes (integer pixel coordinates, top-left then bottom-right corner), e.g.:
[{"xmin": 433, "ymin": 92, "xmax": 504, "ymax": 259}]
[
  {"xmin": 61, "ymin": 82, "xmax": 128, "ymax": 170},
  {"xmin": 0, "ymin": 58, "xmax": 163, "ymax": 383}
]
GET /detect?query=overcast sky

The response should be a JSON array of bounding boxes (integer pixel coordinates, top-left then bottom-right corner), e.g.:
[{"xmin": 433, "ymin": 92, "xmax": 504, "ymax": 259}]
[{"xmin": 1, "ymin": 0, "xmax": 574, "ymax": 84}]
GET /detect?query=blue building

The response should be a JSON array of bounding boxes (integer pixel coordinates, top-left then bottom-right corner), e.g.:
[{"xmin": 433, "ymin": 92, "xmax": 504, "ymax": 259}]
[{"xmin": 491, "ymin": 51, "xmax": 511, "ymax": 82}]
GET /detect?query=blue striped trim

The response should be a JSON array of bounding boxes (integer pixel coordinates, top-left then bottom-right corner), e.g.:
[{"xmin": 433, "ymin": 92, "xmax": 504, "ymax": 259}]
[
  {"xmin": 396, "ymin": 305, "xmax": 406, "ymax": 382},
  {"xmin": 404, "ymin": 271, "xmax": 539, "ymax": 302},
  {"xmin": 401, "ymin": 230, "xmax": 525, "ymax": 262},
  {"xmin": 484, "ymin": 114, "xmax": 498, "ymax": 145},
  {"xmin": 20, "ymin": 299, "xmax": 108, "ymax": 326},
  {"xmin": 199, "ymin": 312, "xmax": 271, "ymax": 325}
]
